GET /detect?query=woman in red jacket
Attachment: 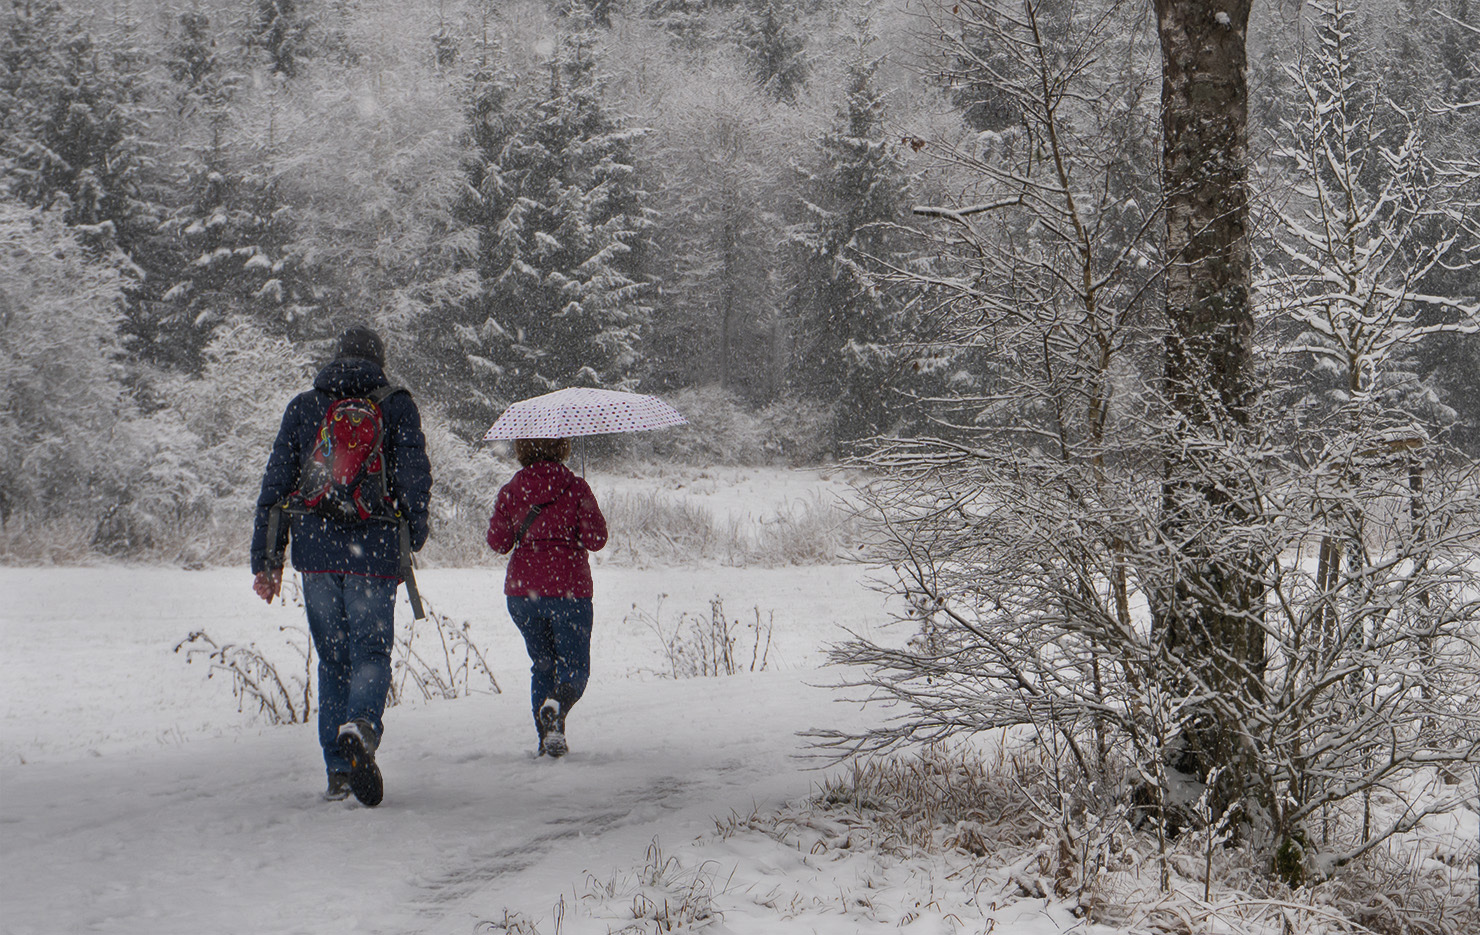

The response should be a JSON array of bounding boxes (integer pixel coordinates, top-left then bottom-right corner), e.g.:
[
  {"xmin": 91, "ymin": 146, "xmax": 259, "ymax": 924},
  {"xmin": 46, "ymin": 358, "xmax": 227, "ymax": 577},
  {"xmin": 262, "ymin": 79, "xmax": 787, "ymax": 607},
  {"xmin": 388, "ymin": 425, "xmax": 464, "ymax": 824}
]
[{"xmin": 487, "ymin": 438, "xmax": 608, "ymax": 757}]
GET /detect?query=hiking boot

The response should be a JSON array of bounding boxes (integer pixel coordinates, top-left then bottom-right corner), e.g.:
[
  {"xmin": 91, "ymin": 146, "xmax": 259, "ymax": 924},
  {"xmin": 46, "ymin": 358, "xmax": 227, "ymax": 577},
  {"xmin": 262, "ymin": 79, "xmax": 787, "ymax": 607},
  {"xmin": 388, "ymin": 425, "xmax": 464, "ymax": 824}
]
[
  {"xmin": 336, "ymin": 718, "xmax": 383, "ymax": 806},
  {"xmin": 323, "ymin": 771, "xmax": 353, "ymax": 802},
  {"xmin": 538, "ymin": 698, "xmax": 566, "ymax": 758}
]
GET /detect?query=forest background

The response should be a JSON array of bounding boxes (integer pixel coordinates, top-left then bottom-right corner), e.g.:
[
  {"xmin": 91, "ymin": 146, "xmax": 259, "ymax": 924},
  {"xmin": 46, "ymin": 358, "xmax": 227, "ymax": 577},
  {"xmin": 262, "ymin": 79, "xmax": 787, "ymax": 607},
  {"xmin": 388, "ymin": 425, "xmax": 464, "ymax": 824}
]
[{"xmin": 1, "ymin": 0, "xmax": 1477, "ymax": 568}]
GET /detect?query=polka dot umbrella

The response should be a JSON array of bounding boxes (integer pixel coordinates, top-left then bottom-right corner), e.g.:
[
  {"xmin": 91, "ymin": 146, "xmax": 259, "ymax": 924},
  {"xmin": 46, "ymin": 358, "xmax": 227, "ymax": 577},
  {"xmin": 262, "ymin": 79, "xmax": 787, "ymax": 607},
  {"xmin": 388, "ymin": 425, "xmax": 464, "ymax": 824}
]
[{"xmin": 482, "ymin": 387, "xmax": 688, "ymax": 440}]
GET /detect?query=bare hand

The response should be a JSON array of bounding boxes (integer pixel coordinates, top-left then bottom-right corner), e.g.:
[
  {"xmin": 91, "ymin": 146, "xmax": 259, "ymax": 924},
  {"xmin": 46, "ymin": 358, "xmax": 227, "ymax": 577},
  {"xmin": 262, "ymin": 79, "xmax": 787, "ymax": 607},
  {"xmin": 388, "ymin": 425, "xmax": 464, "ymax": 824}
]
[{"xmin": 253, "ymin": 568, "xmax": 283, "ymax": 603}]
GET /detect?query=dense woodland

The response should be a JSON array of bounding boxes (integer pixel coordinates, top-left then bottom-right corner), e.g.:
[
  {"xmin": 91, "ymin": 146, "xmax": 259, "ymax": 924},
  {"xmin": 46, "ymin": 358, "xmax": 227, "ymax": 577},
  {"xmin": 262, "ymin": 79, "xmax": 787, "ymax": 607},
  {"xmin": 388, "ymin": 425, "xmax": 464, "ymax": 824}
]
[{"xmin": 1, "ymin": 0, "xmax": 1477, "ymax": 553}]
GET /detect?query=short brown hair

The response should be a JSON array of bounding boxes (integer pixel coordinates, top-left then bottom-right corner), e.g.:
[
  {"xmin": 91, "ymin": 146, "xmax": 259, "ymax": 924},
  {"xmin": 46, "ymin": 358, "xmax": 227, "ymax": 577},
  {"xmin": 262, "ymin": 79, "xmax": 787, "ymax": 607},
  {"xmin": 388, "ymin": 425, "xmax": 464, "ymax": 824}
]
[{"xmin": 514, "ymin": 438, "xmax": 571, "ymax": 466}]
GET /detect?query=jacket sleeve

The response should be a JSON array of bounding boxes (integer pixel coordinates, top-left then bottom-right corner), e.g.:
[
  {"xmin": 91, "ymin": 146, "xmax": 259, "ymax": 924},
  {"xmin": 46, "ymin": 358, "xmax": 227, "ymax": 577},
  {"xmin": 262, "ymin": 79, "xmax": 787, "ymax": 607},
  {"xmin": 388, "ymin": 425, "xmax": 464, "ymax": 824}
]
[
  {"xmin": 486, "ymin": 483, "xmax": 518, "ymax": 555},
  {"xmin": 250, "ymin": 397, "xmax": 308, "ymax": 574},
  {"xmin": 576, "ymin": 480, "xmax": 608, "ymax": 553},
  {"xmin": 386, "ymin": 393, "xmax": 433, "ymax": 552}
]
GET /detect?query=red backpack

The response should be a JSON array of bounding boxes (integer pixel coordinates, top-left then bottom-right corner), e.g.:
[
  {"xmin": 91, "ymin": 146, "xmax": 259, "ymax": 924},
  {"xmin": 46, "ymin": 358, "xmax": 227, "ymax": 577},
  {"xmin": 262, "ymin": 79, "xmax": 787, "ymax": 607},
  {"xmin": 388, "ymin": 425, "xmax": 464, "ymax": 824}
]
[
  {"xmin": 265, "ymin": 382, "xmax": 426, "ymax": 618},
  {"xmin": 290, "ymin": 385, "xmax": 402, "ymax": 523}
]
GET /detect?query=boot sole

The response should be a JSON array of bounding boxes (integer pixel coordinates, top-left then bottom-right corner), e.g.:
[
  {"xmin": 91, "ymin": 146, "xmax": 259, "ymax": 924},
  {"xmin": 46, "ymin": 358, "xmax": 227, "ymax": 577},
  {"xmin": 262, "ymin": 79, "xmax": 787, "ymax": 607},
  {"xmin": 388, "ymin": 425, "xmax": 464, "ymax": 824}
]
[{"xmin": 338, "ymin": 732, "xmax": 384, "ymax": 807}]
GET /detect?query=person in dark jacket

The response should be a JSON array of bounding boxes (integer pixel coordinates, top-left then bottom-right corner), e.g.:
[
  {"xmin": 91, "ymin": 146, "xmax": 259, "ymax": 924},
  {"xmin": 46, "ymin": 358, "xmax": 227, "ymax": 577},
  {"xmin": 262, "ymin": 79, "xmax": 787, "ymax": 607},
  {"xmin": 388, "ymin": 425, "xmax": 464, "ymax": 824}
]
[
  {"xmin": 487, "ymin": 437, "xmax": 607, "ymax": 757},
  {"xmin": 249, "ymin": 325, "xmax": 432, "ymax": 805}
]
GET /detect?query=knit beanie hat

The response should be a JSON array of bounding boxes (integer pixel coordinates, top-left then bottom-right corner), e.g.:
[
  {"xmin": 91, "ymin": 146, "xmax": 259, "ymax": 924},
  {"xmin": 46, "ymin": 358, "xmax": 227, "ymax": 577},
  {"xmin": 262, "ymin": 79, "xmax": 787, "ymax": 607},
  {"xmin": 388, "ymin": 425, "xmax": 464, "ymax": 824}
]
[{"xmin": 336, "ymin": 325, "xmax": 385, "ymax": 368}]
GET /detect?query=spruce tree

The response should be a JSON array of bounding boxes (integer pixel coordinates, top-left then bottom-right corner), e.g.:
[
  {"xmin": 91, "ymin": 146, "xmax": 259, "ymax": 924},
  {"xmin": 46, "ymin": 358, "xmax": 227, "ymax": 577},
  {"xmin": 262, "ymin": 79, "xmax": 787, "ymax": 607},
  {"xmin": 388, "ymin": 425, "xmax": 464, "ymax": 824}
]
[
  {"xmin": 643, "ymin": 0, "xmax": 719, "ymax": 48},
  {"xmin": 154, "ymin": 161, "xmax": 304, "ymax": 369},
  {"xmin": 647, "ymin": 80, "xmax": 789, "ymax": 402},
  {"xmin": 140, "ymin": 10, "xmax": 302, "ymax": 372},
  {"xmin": 944, "ymin": 13, "xmax": 1020, "ymax": 131},
  {"xmin": 253, "ymin": 0, "xmax": 309, "ymax": 79},
  {"xmin": 0, "ymin": 0, "xmax": 151, "ymax": 252},
  {"xmin": 435, "ymin": 16, "xmax": 654, "ymax": 437},
  {"xmin": 736, "ymin": 0, "xmax": 808, "ymax": 103},
  {"xmin": 418, "ymin": 56, "xmax": 518, "ymax": 432},
  {"xmin": 0, "ymin": 0, "xmax": 192, "ymax": 376},
  {"xmin": 789, "ymin": 22, "xmax": 914, "ymax": 450}
]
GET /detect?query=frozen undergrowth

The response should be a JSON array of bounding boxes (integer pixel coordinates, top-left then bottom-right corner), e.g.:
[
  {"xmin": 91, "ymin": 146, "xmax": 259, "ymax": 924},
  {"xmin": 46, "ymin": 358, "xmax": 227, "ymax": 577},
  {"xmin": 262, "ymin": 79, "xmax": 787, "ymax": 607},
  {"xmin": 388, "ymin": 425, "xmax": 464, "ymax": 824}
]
[
  {"xmin": 495, "ymin": 747, "xmax": 1480, "ymax": 935},
  {"xmin": 173, "ymin": 575, "xmax": 501, "ymax": 726},
  {"xmin": 413, "ymin": 463, "xmax": 872, "ymax": 568},
  {"xmin": 0, "ymin": 463, "xmax": 872, "ymax": 570}
]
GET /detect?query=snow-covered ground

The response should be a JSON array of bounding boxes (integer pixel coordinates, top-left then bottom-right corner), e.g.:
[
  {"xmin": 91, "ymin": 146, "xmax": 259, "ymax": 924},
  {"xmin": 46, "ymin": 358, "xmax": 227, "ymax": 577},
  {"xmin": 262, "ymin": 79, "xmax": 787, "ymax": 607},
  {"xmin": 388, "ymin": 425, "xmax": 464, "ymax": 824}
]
[
  {"xmin": 0, "ymin": 562, "xmax": 889, "ymax": 766},
  {"xmin": 2, "ymin": 559, "xmax": 1122, "ymax": 935},
  {"xmin": 3, "ymin": 460, "xmax": 1085, "ymax": 935},
  {"xmin": 13, "ymin": 472, "xmax": 1468, "ymax": 935},
  {"xmin": 0, "ymin": 560, "xmax": 901, "ymax": 933}
]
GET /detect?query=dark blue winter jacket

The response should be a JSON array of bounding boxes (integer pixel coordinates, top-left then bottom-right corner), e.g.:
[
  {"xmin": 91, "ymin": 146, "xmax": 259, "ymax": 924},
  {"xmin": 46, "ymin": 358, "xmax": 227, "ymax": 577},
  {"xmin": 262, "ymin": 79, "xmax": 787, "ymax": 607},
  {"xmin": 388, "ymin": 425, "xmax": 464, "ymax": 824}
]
[{"xmin": 250, "ymin": 357, "xmax": 433, "ymax": 578}]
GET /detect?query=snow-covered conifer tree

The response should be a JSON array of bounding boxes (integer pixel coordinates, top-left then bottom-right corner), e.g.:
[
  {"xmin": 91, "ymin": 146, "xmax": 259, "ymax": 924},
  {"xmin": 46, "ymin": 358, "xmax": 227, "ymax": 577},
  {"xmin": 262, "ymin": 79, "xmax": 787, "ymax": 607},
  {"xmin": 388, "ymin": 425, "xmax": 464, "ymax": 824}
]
[
  {"xmin": 642, "ymin": 0, "xmax": 718, "ymax": 48},
  {"xmin": 0, "ymin": 0, "xmax": 199, "ymax": 377},
  {"xmin": 736, "ymin": 0, "xmax": 809, "ymax": 104},
  {"xmin": 251, "ymin": 0, "xmax": 309, "ymax": 79},
  {"xmin": 0, "ymin": 1, "xmax": 152, "ymax": 252},
  {"xmin": 645, "ymin": 74, "xmax": 792, "ymax": 401},
  {"xmin": 788, "ymin": 17, "xmax": 916, "ymax": 450},
  {"xmin": 147, "ymin": 10, "xmax": 304, "ymax": 371},
  {"xmin": 433, "ymin": 12, "xmax": 654, "ymax": 437}
]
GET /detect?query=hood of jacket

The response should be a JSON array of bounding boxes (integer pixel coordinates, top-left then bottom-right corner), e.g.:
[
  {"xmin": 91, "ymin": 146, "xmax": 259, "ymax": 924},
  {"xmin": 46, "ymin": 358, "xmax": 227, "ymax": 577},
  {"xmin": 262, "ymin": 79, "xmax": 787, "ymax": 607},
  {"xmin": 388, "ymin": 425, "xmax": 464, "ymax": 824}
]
[
  {"xmin": 313, "ymin": 357, "xmax": 389, "ymax": 397},
  {"xmin": 511, "ymin": 461, "xmax": 577, "ymax": 506}
]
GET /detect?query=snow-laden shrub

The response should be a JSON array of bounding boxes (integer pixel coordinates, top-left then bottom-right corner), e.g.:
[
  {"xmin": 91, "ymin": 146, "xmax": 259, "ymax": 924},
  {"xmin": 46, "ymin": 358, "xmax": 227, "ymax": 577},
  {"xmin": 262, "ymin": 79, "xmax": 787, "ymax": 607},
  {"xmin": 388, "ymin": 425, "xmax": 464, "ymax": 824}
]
[
  {"xmin": 599, "ymin": 489, "xmax": 720, "ymax": 566},
  {"xmin": 793, "ymin": 746, "xmax": 1479, "ymax": 934},
  {"xmin": 756, "ymin": 395, "xmax": 836, "ymax": 465},
  {"xmin": 94, "ymin": 406, "xmax": 215, "ymax": 561},
  {"xmin": 0, "ymin": 202, "xmax": 135, "ymax": 540},
  {"xmin": 745, "ymin": 489, "xmax": 859, "ymax": 565},
  {"xmin": 100, "ymin": 324, "xmax": 312, "ymax": 563},
  {"xmin": 621, "ymin": 385, "xmax": 834, "ymax": 466},
  {"xmin": 824, "ymin": 0, "xmax": 1480, "ymax": 895},
  {"xmin": 599, "ymin": 486, "xmax": 862, "ymax": 567}
]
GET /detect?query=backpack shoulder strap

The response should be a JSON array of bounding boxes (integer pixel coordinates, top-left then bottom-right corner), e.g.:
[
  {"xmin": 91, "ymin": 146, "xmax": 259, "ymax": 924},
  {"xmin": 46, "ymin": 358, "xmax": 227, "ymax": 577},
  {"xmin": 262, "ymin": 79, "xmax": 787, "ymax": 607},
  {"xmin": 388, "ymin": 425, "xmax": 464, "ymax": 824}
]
[
  {"xmin": 367, "ymin": 384, "xmax": 405, "ymax": 405},
  {"xmin": 514, "ymin": 481, "xmax": 576, "ymax": 547},
  {"xmin": 364, "ymin": 385, "xmax": 406, "ymax": 507},
  {"xmin": 515, "ymin": 502, "xmax": 548, "ymax": 546}
]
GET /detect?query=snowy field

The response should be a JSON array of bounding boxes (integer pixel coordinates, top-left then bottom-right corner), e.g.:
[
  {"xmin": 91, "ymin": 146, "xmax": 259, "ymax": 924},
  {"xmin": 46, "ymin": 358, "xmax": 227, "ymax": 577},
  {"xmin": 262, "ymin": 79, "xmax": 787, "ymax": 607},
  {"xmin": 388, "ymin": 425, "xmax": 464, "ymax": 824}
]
[
  {"xmin": 0, "ymin": 562, "xmax": 907, "ymax": 934},
  {"xmin": 2, "ymin": 463, "xmax": 1094, "ymax": 935},
  {"xmin": 4, "ymin": 471, "xmax": 1477, "ymax": 935},
  {"xmin": 0, "ymin": 565, "xmax": 1096, "ymax": 935}
]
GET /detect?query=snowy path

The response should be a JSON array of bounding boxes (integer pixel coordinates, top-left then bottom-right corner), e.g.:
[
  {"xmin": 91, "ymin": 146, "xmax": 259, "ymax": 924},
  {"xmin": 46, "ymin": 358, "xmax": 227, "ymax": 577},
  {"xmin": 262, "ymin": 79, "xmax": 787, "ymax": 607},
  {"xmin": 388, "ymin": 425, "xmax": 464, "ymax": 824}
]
[{"xmin": 0, "ymin": 567, "xmax": 894, "ymax": 935}]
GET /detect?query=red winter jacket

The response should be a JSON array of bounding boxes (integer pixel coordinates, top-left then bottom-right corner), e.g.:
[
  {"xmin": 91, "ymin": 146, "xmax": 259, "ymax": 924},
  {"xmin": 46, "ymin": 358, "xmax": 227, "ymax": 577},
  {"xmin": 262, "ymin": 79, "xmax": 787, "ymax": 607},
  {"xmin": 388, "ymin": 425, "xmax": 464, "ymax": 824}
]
[{"xmin": 487, "ymin": 461, "xmax": 608, "ymax": 598}]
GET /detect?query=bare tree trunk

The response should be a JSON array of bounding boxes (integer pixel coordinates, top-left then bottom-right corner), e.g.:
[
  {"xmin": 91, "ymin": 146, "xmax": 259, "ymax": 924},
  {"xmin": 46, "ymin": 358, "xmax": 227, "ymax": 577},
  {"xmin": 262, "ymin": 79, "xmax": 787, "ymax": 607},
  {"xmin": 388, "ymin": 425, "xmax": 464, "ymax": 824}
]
[
  {"xmin": 720, "ymin": 217, "xmax": 736, "ymax": 390},
  {"xmin": 1153, "ymin": 0, "xmax": 1265, "ymax": 826},
  {"xmin": 1156, "ymin": 0, "xmax": 1255, "ymax": 422}
]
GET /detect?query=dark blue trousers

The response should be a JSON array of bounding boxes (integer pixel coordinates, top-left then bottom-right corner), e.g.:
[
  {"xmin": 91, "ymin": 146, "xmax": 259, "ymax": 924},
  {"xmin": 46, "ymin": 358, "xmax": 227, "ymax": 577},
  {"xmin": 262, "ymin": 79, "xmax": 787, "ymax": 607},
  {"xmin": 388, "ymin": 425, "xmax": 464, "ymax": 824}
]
[
  {"xmin": 302, "ymin": 572, "xmax": 396, "ymax": 773},
  {"xmin": 506, "ymin": 596, "xmax": 593, "ymax": 728}
]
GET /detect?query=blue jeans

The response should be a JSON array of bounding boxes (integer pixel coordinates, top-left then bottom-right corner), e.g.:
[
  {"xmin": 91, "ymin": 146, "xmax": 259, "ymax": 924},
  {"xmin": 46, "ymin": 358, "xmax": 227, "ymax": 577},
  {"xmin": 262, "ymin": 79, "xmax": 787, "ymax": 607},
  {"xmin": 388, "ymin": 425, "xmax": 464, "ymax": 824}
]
[
  {"xmin": 302, "ymin": 572, "xmax": 397, "ymax": 773},
  {"xmin": 507, "ymin": 596, "xmax": 593, "ymax": 728}
]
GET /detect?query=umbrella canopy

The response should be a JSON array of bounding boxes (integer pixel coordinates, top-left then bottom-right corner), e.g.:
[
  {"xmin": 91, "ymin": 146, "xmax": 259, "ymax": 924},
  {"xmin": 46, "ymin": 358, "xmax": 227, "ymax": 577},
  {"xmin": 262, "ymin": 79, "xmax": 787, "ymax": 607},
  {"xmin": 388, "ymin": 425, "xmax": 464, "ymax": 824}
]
[{"xmin": 482, "ymin": 387, "xmax": 687, "ymax": 441}]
